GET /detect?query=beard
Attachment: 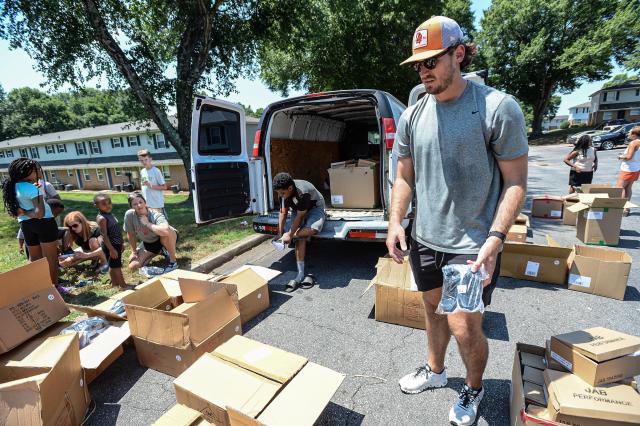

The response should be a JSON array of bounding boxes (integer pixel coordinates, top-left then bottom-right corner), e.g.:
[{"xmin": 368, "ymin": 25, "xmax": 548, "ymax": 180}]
[{"xmin": 423, "ymin": 60, "xmax": 455, "ymax": 95}]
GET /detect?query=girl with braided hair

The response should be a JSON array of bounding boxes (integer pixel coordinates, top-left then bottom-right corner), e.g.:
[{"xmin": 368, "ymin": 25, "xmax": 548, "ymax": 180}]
[{"xmin": 1, "ymin": 157, "xmax": 67, "ymax": 293}]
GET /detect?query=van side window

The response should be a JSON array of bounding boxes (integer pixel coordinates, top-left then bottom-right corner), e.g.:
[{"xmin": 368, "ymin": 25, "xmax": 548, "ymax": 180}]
[{"xmin": 198, "ymin": 105, "xmax": 241, "ymax": 155}]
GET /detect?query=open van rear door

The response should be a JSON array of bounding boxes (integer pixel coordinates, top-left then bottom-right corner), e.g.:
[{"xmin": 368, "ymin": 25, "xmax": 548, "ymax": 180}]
[{"xmin": 191, "ymin": 97, "xmax": 265, "ymax": 224}]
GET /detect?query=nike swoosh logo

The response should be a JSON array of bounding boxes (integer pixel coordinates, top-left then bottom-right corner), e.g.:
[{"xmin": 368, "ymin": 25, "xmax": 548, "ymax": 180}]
[{"xmin": 471, "ymin": 111, "xmax": 479, "ymax": 114}]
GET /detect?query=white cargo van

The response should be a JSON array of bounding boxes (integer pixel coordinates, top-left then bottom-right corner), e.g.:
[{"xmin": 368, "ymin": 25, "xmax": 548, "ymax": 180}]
[{"xmin": 191, "ymin": 72, "xmax": 486, "ymax": 242}]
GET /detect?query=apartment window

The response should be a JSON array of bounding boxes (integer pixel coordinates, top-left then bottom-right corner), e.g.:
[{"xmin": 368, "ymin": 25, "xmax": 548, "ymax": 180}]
[
  {"xmin": 111, "ymin": 137, "xmax": 123, "ymax": 148},
  {"xmin": 45, "ymin": 145, "xmax": 55, "ymax": 154},
  {"xmin": 57, "ymin": 144, "xmax": 67, "ymax": 153},
  {"xmin": 155, "ymin": 133, "xmax": 168, "ymax": 149},
  {"xmin": 160, "ymin": 165, "xmax": 171, "ymax": 179},
  {"xmin": 630, "ymin": 109, "xmax": 640, "ymax": 116},
  {"xmin": 75, "ymin": 142, "xmax": 87, "ymax": 155},
  {"xmin": 5, "ymin": 150, "xmax": 13, "ymax": 158},
  {"xmin": 603, "ymin": 111, "xmax": 613, "ymax": 120},
  {"xmin": 50, "ymin": 170, "xmax": 57, "ymax": 180},
  {"xmin": 90, "ymin": 140, "xmax": 102, "ymax": 155},
  {"xmin": 603, "ymin": 92, "xmax": 608, "ymax": 101},
  {"xmin": 96, "ymin": 168, "xmax": 104, "ymax": 181},
  {"xmin": 615, "ymin": 91, "xmax": 620, "ymax": 101},
  {"xmin": 19, "ymin": 148, "xmax": 28, "ymax": 158},
  {"xmin": 114, "ymin": 167, "xmax": 123, "ymax": 176},
  {"xmin": 0, "ymin": 151, "xmax": 4, "ymax": 158},
  {"xmin": 67, "ymin": 169, "xmax": 74, "ymax": 177},
  {"xmin": 29, "ymin": 147, "xmax": 40, "ymax": 159},
  {"xmin": 127, "ymin": 135, "xmax": 140, "ymax": 147},
  {"xmin": 83, "ymin": 169, "xmax": 91, "ymax": 181}
]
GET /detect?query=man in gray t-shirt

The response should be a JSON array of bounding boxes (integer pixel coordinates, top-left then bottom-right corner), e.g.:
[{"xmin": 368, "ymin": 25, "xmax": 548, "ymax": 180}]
[{"xmin": 387, "ymin": 16, "xmax": 528, "ymax": 426}]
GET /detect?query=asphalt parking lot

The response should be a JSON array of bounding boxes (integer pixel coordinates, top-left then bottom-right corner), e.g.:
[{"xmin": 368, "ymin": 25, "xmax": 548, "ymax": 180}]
[{"xmin": 86, "ymin": 143, "xmax": 640, "ymax": 426}]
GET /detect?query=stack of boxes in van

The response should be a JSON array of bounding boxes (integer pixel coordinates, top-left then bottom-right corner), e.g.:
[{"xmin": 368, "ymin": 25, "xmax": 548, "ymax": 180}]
[{"xmin": 327, "ymin": 159, "xmax": 380, "ymax": 208}]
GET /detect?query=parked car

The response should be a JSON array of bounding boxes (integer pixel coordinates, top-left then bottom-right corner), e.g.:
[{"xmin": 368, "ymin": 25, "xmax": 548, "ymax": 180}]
[
  {"xmin": 567, "ymin": 130, "xmax": 599, "ymax": 145},
  {"xmin": 190, "ymin": 72, "xmax": 486, "ymax": 242},
  {"xmin": 592, "ymin": 122, "xmax": 640, "ymax": 150}
]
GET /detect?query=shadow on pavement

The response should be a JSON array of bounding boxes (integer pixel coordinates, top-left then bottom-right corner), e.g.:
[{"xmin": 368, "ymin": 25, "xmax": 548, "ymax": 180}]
[
  {"xmin": 483, "ymin": 311, "xmax": 509, "ymax": 342},
  {"xmin": 497, "ymin": 277, "xmax": 564, "ymax": 292},
  {"xmin": 316, "ymin": 401, "xmax": 365, "ymax": 426},
  {"xmin": 242, "ymin": 290, "xmax": 293, "ymax": 333},
  {"xmin": 624, "ymin": 286, "xmax": 640, "ymax": 302}
]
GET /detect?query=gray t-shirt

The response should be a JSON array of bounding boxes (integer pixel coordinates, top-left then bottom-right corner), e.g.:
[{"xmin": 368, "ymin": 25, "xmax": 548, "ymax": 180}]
[
  {"xmin": 123, "ymin": 209, "xmax": 168, "ymax": 243},
  {"xmin": 393, "ymin": 81, "xmax": 528, "ymax": 254},
  {"xmin": 281, "ymin": 179, "xmax": 326, "ymax": 212}
]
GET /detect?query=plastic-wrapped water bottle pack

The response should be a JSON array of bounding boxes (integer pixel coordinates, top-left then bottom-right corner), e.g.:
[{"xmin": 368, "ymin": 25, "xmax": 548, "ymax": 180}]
[
  {"xmin": 59, "ymin": 317, "xmax": 110, "ymax": 348},
  {"xmin": 436, "ymin": 264, "xmax": 488, "ymax": 315}
]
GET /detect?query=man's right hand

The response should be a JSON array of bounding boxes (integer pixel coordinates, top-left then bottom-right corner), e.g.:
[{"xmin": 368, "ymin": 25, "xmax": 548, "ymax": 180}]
[{"xmin": 386, "ymin": 222, "xmax": 407, "ymax": 264}]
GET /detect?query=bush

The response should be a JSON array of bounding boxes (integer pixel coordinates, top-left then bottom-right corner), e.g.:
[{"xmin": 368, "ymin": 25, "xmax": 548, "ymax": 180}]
[
  {"xmin": 569, "ymin": 123, "xmax": 584, "ymax": 128},
  {"xmin": 560, "ymin": 120, "xmax": 570, "ymax": 129}
]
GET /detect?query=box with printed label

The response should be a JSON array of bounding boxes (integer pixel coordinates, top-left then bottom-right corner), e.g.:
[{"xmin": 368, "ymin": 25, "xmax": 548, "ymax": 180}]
[
  {"xmin": 567, "ymin": 245, "xmax": 632, "ymax": 300},
  {"xmin": 173, "ymin": 335, "xmax": 345, "ymax": 426},
  {"xmin": 153, "ymin": 404, "xmax": 212, "ymax": 425},
  {"xmin": 507, "ymin": 224, "xmax": 528, "ymax": 243},
  {"xmin": 327, "ymin": 159, "xmax": 380, "ymax": 208},
  {"xmin": 531, "ymin": 196, "xmax": 564, "ymax": 219},
  {"xmin": 562, "ymin": 194, "xmax": 579, "ymax": 225},
  {"xmin": 0, "ymin": 258, "xmax": 70, "ymax": 354},
  {"xmin": 0, "ymin": 319, "xmax": 131, "ymax": 385},
  {"xmin": 543, "ymin": 368, "xmax": 640, "ymax": 425},
  {"xmin": 124, "ymin": 278, "xmax": 242, "ymax": 377},
  {"xmin": 500, "ymin": 242, "xmax": 573, "ymax": 285},
  {"xmin": 549, "ymin": 327, "xmax": 640, "ymax": 386},
  {"xmin": 568, "ymin": 193, "xmax": 637, "ymax": 246},
  {"xmin": 363, "ymin": 257, "xmax": 425, "ymax": 329},
  {"xmin": 0, "ymin": 334, "xmax": 90, "ymax": 425}
]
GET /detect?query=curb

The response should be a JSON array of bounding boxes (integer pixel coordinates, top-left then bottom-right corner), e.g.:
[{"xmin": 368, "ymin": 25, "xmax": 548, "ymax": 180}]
[{"xmin": 191, "ymin": 233, "xmax": 271, "ymax": 273}]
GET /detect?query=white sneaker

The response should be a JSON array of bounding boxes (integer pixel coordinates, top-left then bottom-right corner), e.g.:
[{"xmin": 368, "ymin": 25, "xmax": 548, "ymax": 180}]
[
  {"xmin": 398, "ymin": 365, "xmax": 447, "ymax": 394},
  {"xmin": 449, "ymin": 384, "xmax": 484, "ymax": 426}
]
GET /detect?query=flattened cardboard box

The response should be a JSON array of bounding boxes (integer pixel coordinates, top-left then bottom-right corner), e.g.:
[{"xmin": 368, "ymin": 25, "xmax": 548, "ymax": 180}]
[
  {"xmin": 0, "ymin": 334, "xmax": 90, "ymax": 426},
  {"xmin": 544, "ymin": 368, "xmax": 640, "ymax": 425},
  {"xmin": 531, "ymin": 196, "xmax": 563, "ymax": 219},
  {"xmin": 568, "ymin": 194, "xmax": 637, "ymax": 246},
  {"xmin": 153, "ymin": 404, "xmax": 212, "ymax": 425},
  {"xmin": 0, "ymin": 319, "xmax": 131, "ymax": 385},
  {"xmin": 500, "ymin": 242, "xmax": 573, "ymax": 285},
  {"xmin": 0, "ymin": 258, "xmax": 69, "ymax": 354},
  {"xmin": 124, "ymin": 278, "xmax": 241, "ymax": 377},
  {"xmin": 365, "ymin": 257, "xmax": 424, "ymax": 330},
  {"xmin": 327, "ymin": 160, "xmax": 380, "ymax": 208},
  {"xmin": 567, "ymin": 245, "xmax": 632, "ymax": 300},
  {"xmin": 173, "ymin": 335, "xmax": 345, "ymax": 426}
]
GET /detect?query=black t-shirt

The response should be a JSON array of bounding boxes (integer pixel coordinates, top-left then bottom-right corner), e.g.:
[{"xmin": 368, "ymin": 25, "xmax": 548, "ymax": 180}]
[
  {"xmin": 74, "ymin": 226, "xmax": 101, "ymax": 251},
  {"xmin": 281, "ymin": 179, "xmax": 325, "ymax": 212}
]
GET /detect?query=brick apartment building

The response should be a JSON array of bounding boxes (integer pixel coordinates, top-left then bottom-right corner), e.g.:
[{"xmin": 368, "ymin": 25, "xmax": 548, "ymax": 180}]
[{"xmin": 588, "ymin": 81, "xmax": 640, "ymax": 125}]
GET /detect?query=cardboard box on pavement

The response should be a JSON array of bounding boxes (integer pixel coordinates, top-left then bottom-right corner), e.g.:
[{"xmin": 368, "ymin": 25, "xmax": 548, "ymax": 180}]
[
  {"xmin": 507, "ymin": 224, "xmax": 528, "ymax": 243},
  {"xmin": 173, "ymin": 335, "xmax": 345, "ymax": 426},
  {"xmin": 365, "ymin": 257, "xmax": 424, "ymax": 330},
  {"xmin": 567, "ymin": 245, "xmax": 632, "ymax": 300},
  {"xmin": 544, "ymin": 368, "xmax": 640, "ymax": 425},
  {"xmin": 531, "ymin": 196, "xmax": 564, "ymax": 219},
  {"xmin": 500, "ymin": 242, "xmax": 573, "ymax": 285},
  {"xmin": 568, "ymin": 193, "xmax": 637, "ymax": 246},
  {"xmin": 549, "ymin": 327, "xmax": 640, "ymax": 386},
  {"xmin": 217, "ymin": 267, "xmax": 272, "ymax": 325},
  {"xmin": 510, "ymin": 343, "xmax": 553, "ymax": 426},
  {"xmin": 577, "ymin": 183, "xmax": 625, "ymax": 198},
  {"xmin": 515, "ymin": 213, "xmax": 531, "ymax": 227},
  {"xmin": 0, "ymin": 334, "xmax": 90, "ymax": 425},
  {"xmin": 0, "ymin": 258, "xmax": 70, "ymax": 354},
  {"xmin": 327, "ymin": 159, "xmax": 380, "ymax": 208},
  {"xmin": 124, "ymin": 278, "xmax": 241, "ymax": 377},
  {"xmin": 153, "ymin": 404, "xmax": 211, "ymax": 426},
  {"xmin": 562, "ymin": 194, "xmax": 580, "ymax": 226}
]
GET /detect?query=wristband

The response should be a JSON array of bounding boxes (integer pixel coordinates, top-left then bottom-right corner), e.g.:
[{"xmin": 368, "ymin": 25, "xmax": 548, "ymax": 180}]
[{"xmin": 487, "ymin": 231, "xmax": 506, "ymax": 243}]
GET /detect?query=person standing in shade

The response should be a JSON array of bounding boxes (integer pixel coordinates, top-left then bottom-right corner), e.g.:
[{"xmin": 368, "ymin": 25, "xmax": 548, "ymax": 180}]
[
  {"xmin": 386, "ymin": 16, "xmax": 528, "ymax": 426},
  {"xmin": 137, "ymin": 149, "xmax": 167, "ymax": 216}
]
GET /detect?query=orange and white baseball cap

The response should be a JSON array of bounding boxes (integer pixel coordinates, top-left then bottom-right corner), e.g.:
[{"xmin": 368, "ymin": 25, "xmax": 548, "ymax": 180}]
[{"xmin": 400, "ymin": 16, "xmax": 464, "ymax": 65}]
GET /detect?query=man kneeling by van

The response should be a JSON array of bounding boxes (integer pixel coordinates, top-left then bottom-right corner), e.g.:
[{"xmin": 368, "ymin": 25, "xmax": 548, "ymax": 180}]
[{"xmin": 273, "ymin": 172, "xmax": 326, "ymax": 292}]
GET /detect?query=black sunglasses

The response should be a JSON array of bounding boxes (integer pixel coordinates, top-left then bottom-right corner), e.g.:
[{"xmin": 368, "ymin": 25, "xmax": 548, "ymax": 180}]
[{"xmin": 412, "ymin": 45, "xmax": 457, "ymax": 72}]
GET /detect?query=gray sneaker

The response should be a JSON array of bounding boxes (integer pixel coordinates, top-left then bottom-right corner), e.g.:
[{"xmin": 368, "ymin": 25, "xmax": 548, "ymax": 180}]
[
  {"xmin": 449, "ymin": 383, "xmax": 484, "ymax": 426},
  {"xmin": 398, "ymin": 365, "xmax": 447, "ymax": 394}
]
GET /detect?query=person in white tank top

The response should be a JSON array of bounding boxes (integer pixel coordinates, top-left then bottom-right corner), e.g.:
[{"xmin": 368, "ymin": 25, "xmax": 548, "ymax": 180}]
[
  {"xmin": 616, "ymin": 126, "xmax": 640, "ymax": 215},
  {"xmin": 564, "ymin": 134, "xmax": 597, "ymax": 193}
]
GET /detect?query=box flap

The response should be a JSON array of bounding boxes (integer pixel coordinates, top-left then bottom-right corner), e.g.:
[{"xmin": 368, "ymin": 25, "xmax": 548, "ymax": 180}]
[
  {"xmin": 122, "ymin": 279, "xmax": 170, "ymax": 308},
  {"xmin": 0, "ymin": 258, "xmax": 53, "ymax": 305},
  {"xmin": 153, "ymin": 404, "xmax": 211, "ymax": 426},
  {"xmin": 573, "ymin": 245, "xmax": 632, "ymax": 264},
  {"xmin": 553, "ymin": 327, "xmax": 640, "ymax": 362},
  {"xmin": 213, "ymin": 336, "xmax": 307, "ymax": 384},
  {"xmin": 68, "ymin": 301, "xmax": 129, "ymax": 322},
  {"xmin": 220, "ymin": 269, "xmax": 268, "ymax": 299},
  {"xmin": 227, "ymin": 407, "xmax": 264, "ymax": 426},
  {"xmin": 515, "ymin": 213, "xmax": 530, "ymax": 226},
  {"xmin": 256, "ymin": 362, "xmax": 345, "ymax": 426},
  {"xmin": 589, "ymin": 197, "xmax": 630, "ymax": 209},
  {"xmin": 509, "ymin": 224, "xmax": 527, "ymax": 234},
  {"xmin": 174, "ymin": 354, "xmax": 281, "ymax": 419},
  {"xmin": 503, "ymin": 242, "xmax": 573, "ymax": 259},
  {"xmin": 229, "ymin": 265, "xmax": 282, "ymax": 283},
  {"xmin": 180, "ymin": 278, "xmax": 239, "ymax": 309},
  {"xmin": 162, "ymin": 269, "xmax": 215, "ymax": 281},
  {"xmin": 532, "ymin": 195, "xmax": 563, "ymax": 201},
  {"xmin": 566, "ymin": 202, "xmax": 589, "ymax": 213},
  {"xmin": 371, "ymin": 257, "xmax": 414, "ymax": 290},
  {"xmin": 184, "ymin": 288, "xmax": 240, "ymax": 346},
  {"xmin": 80, "ymin": 322, "xmax": 130, "ymax": 369},
  {"xmin": 544, "ymin": 369, "xmax": 640, "ymax": 423}
]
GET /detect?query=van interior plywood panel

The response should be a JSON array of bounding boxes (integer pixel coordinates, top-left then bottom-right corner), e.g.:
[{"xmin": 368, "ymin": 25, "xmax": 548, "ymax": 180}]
[{"xmin": 270, "ymin": 139, "xmax": 340, "ymax": 191}]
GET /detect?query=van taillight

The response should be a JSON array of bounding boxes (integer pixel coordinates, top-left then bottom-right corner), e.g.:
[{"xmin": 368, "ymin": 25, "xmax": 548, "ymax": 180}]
[
  {"xmin": 383, "ymin": 118, "xmax": 396, "ymax": 150},
  {"xmin": 252, "ymin": 130, "xmax": 262, "ymax": 157}
]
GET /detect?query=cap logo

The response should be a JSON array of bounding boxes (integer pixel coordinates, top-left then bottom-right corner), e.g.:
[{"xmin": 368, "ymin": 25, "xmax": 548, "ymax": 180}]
[{"xmin": 414, "ymin": 29, "xmax": 428, "ymax": 49}]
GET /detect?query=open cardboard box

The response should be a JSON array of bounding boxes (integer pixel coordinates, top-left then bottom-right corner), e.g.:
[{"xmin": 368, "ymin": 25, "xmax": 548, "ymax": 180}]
[
  {"xmin": 0, "ymin": 334, "xmax": 90, "ymax": 425},
  {"xmin": 0, "ymin": 258, "xmax": 70, "ymax": 354},
  {"xmin": 567, "ymin": 245, "xmax": 632, "ymax": 300},
  {"xmin": 123, "ymin": 278, "xmax": 241, "ymax": 377},
  {"xmin": 507, "ymin": 224, "xmax": 528, "ymax": 243},
  {"xmin": 531, "ymin": 196, "xmax": 564, "ymax": 219},
  {"xmin": 68, "ymin": 288, "xmax": 136, "ymax": 322},
  {"xmin": 0, "ymin": 319, "xmax": 131, "ymax": 385},
  {"xmin": 562, "ymin": 194, "xmax": 580, "ymax": 226},
  {"xmin": 500, "ymin": 238, "xmax": 573, "ymax": 285},
  {"xmin": 363, "ymin": 257, "xmax": 425, "ymax": 330},
  {"xmin": 516, "ymin": 213, "xmax": 531, "ymax": 227},
  {"xmin": 327, "ymin": 158, "xmax": 380, "ymax": 208},
  {"xmin": 549, "ymin": 327, "xmax": 640, "ymax": 386},
  {"xmin": 153, "ymin": 404, "xmax": 212, "ymax": 426},
  {"xmin": 576, "ymin": 183, "xmax": 625, "ymax": 198},
  {"xmin": 173, "ymin": 335, "xmax": 345, "ymax": 426},
  {"xmin": 567, "ymin": 193, "xmax": 637, "ymax": 246}
]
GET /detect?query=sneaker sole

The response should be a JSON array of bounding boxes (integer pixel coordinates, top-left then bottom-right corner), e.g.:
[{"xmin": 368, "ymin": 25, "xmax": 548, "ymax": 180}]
[{"xmin": 399, "ymin": 379, "xmax": 447, "ymax": 394}]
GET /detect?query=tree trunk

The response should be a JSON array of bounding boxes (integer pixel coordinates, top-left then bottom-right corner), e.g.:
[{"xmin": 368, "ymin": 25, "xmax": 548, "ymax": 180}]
[{"xmin": 530, "ymin": 83, "xmax": 555, "ymax": 137}]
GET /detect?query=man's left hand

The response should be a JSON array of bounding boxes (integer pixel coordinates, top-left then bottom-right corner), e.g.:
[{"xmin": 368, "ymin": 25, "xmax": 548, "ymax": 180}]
[{"xmin": 468, "ymin": 236, "xmax": 502, "ymax": 287}]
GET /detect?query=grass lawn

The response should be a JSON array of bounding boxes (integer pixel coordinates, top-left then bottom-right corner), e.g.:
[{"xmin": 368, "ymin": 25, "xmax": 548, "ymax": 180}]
[
  {"xmin": 0, "ymin": 191, "xmax": 254, "ymax": 311},
  {"xmin": 528, "ymin": 127, "xmax": 590, "ymax": 145}
]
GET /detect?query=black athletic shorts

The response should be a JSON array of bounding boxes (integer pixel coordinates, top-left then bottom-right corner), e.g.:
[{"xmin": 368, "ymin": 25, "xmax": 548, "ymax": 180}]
[
  {"xmin": 20, "ymin": 218, "xmax": 59, "ymax": 246},
  {"xmin": 568, "ymin": 170, "xmax": 593, "ymax": 187},
  {"xmin": 143, "ymin": 239, "xmax": 163, "ymax": 255},
  {"xmin": 102, "ymin": 243, "xmax": 123, "ymax": 268},
  {"xmin": 409, "ymin": 239, "xmax": 501, "ymax": 307}
]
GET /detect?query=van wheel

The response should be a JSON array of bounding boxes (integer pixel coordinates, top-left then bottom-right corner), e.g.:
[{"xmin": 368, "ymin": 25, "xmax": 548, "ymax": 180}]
[{"xmin": 602, "ymin": 141, "xmax": 614, "ymax": 150}]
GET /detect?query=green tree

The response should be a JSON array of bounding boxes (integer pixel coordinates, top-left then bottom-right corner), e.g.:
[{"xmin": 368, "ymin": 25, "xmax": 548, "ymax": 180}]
[
  {"xmin": 237, "ymin": 103, "xmax": 265, "ymax": 119},
  {"xmin": 545, "ymin": 95, "xmax": 561, "ymax": 120},
  {"xmin": 602, "ymin": 72, "xmax": 640, "ymax": 88},
  {"xmin": 478, "ymin": 0, "xmax": 640, "ymax": 136},
  {"xmin": 258, "ymin": 0, "xmax": 477, "ymax": 103},
  {"xmin": 1, "ymin": 87, "xmax": 72, "ymax": 139},
  {"xmin": 0, "ymin": 1, "xmax": 285, "ymax": 187},
  {"xmin": 59, "ymin": 88, "xmax": 147, "ymax": 129}
]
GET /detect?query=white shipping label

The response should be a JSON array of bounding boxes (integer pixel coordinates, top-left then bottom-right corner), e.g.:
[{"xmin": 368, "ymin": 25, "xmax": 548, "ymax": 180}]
[
  {"xmin": 551, "ymin": 351, "xmax": 573, "ymax": 371},
  {"xmin": 331, "ymin": 195, "xmax": 344, "ymax": 205},
  {"xmin": 568, "ymin": 274, "xmax": 592, "ymax": 288},
  {"xmin": 243, "ymin": 347, "xmax": 272, "ymax": 364},
  {"xmin": 586, "ymin": 211, "xmax": 604, "ymax": 220},
  {"xmin": 457, "ymin": 284, "xmax": 467, "ymax": 294},
  {"xmin": 550, "ymin": 210, "xmax": 562, "ymax": 218},
  {"xmin": 524, "ymin": 261, "xmax": 540, "ymax": 277}
]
